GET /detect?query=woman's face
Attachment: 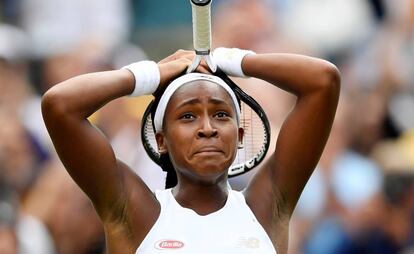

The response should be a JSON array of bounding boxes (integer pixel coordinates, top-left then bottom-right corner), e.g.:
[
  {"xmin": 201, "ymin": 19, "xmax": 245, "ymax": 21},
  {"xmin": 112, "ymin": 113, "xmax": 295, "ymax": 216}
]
[{"xmin": 156, "ymin": 81, "xmax": 243, "ymax": 183}]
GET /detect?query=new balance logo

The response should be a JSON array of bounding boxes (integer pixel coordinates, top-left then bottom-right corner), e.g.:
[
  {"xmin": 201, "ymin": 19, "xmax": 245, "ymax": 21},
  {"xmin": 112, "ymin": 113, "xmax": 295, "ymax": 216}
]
[{"xmin": 236, "ymin": 237, "xmax": 260, "ymax": 249}]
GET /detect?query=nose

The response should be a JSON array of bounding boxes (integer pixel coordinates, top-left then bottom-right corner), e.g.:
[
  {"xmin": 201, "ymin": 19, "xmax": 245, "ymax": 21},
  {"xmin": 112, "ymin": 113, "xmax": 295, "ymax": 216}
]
[{"xmin": 197, "ymin": 116, "xmax": 218, "ymax": 138}]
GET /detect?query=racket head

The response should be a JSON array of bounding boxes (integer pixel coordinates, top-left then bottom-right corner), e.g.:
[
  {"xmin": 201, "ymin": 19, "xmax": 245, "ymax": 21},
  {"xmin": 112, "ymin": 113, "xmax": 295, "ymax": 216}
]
[{"xmin": 140, "ymin": 69, "xmax": 271, "ymax": 177}]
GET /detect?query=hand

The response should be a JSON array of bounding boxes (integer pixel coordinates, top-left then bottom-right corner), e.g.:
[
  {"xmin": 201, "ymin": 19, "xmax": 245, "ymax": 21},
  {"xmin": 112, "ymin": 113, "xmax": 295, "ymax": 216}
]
[{"xmin": 156, "ymin": 50, "xmax": 210, "ymax": 93}]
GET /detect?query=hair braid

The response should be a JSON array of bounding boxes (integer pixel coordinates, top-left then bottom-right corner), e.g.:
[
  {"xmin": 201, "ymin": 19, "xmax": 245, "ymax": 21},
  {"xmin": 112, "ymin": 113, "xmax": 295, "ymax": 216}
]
[{"xmin": 159, "ymin": 153, "xmax": 177, "ymax": 189}]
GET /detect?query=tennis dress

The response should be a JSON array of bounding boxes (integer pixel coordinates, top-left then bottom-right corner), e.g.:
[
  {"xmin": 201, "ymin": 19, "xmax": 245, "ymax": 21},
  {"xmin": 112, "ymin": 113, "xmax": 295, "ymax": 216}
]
[{"xmin": 135, "ymin": 189, "xmax": 277, "ymax": 254}]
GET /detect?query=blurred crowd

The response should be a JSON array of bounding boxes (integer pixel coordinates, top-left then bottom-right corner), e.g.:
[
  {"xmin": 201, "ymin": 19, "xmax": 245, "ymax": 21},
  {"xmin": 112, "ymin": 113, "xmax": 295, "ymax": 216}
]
[{"xmin": 0, "ymin": 0, "xmax": 413, "ymax": 253}]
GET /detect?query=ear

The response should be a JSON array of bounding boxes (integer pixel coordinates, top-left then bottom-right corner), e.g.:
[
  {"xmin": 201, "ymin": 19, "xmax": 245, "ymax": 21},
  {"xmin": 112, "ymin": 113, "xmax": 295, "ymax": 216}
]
[
  {"xmin": 238, "ymin": 127, "xmax": 244, "ymax": 149},
  {"xmin": 155, "ymin": 132, "xmax": 168, "ymax": 154}
]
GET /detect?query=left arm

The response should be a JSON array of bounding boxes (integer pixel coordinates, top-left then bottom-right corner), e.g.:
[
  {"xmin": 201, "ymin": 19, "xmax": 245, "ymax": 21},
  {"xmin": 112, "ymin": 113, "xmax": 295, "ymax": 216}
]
[{"xmin": 242, "ymin": 53, "xmax": 340, "ymax": 224}]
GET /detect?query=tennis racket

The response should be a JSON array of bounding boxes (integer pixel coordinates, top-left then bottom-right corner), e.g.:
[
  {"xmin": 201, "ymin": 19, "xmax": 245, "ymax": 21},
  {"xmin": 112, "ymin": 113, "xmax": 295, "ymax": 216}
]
[
  {"xmin": 141, "ymin": 0, "xmax": 271, "ymax": 177},
  {"xmin": 186, "ymin": 0, "xmax": 216, "ymax": 73}
]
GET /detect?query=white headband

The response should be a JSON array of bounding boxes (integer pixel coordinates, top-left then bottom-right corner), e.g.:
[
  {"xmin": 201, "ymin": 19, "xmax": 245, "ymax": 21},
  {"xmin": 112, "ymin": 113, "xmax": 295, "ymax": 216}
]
[{"xmin": 154, "ymin": 73, "xmax": 241, "ymax": 133}]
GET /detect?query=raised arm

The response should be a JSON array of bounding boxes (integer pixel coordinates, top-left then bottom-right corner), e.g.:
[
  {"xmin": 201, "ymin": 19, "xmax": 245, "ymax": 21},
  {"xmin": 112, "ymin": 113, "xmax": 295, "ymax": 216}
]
[
  {"xmin": 42, "ymin": 69, "xmax": 136, "ymax": 219},
  {"xmin": 41, "ymin": 53, "xmax": 193, "ymax": 222},
  {"xmin": 242, "ymin": 53, "xmax": 340, "ymax": 221}
]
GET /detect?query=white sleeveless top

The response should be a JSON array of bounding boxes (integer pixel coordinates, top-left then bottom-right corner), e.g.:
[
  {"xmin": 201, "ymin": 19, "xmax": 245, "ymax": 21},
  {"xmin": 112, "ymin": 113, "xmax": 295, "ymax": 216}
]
[{"xmin": 135, "ymin": 189, "xmax": 277, "ymax": 254}]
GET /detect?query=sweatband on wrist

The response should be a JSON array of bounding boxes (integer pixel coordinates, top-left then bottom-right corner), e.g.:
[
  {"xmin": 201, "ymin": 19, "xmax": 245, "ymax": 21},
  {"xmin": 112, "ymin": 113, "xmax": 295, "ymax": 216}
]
[
  {"xmin": 122, "ymin": 60, "xmax": 160, "ymax": 97},
  {"xmin": 212, "ymin": 47, "xmax": 256, "ymax": 78}
]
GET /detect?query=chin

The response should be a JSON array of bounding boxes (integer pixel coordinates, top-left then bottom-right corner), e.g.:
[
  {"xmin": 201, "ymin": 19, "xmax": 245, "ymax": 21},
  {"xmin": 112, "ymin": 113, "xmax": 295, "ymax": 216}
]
[
  {"xmin": 192, "ymin": 170, "xmax": 228, "ymax": 185},
  {"xmin": 176, "ymin": 154, "xmax": 235, "ymax": 182},
  {"xmin": 188, "ymin": 158, "xmax": 231, "ymax": 178}
]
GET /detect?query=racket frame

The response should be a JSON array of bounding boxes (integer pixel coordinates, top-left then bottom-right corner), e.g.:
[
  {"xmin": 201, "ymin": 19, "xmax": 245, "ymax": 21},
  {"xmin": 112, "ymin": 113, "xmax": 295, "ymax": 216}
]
[{"xmin": 140, "ymin": 69, "xmax": 271, "ymax": 177}]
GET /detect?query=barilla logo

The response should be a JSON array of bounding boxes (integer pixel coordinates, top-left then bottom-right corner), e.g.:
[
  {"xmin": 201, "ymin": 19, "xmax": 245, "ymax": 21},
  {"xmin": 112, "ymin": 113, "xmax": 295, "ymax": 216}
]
[{"xmin": 154, "ymin": 240, "xmax": 185, "ymax": 250}]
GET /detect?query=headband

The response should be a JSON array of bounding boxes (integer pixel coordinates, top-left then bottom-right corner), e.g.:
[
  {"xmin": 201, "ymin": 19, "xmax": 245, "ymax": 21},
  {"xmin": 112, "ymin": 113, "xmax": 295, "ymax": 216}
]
[{"xmin": 154, "ymin": 73, "xmax": 241, "ymax": 133}]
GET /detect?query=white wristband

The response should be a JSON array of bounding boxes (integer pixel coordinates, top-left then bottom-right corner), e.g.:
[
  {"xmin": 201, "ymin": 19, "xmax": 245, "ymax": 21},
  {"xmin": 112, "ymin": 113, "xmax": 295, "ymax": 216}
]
[
  {"xmin": 122, "ymin": 60, "xmax": 160, "ymax": 97},
  {"xmin": 212, "ymin": 47, "xmax": 255, "ymax": 78}
]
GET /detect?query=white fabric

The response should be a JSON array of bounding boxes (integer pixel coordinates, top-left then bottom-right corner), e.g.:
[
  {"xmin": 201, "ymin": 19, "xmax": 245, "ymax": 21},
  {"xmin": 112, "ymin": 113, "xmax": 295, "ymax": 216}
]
[
  {"xmin": 122, "ymin": 61, "xmax": 160, "ymax": 97},
  {"xmin": 135, "ymin": 189, "xmax": 277, "ymax": 254},
  {"xmin": 20, "ymin": 96, "xmax": 53, "ymax": 151},
  {"xmin": 213, "ymin": 47, "xmax": 255, "ymax": 78},
  {"xmin": 17, "ymin": 215, "xmax": 57, "ymax": 254},
  {"xmin": 154, "ymin": 73, "xmax": 241, "ymax": 133},
  {"xmin": 0, "ymin": 24, "xmax": 30, "ymax": 62}
]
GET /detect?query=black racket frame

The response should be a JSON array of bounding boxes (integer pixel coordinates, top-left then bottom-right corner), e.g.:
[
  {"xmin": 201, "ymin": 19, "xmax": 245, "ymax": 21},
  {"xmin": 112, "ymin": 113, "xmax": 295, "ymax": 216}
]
[{"xmin": 140, "ymin": 68, "xmax": 271, "ymax": 177}]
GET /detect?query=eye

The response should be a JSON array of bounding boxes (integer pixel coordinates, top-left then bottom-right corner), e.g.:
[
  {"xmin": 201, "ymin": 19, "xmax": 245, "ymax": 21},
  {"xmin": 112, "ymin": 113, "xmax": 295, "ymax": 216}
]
[
  {"xmin": 214, "ymin": 111, "xmax": 230, "ymax": 118},
  {"xmin": 179, "ymin": 113, "xmax": 196, "ymax": 120}
]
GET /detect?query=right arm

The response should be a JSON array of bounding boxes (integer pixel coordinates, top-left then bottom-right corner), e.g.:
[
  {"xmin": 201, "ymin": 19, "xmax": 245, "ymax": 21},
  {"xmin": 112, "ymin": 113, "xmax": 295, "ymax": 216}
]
[
  {"xmin": 41, "ymin": 53, "xmax": 194, "ymax": 224},
  {"xmin": 42, "ymin": 69, "xmax": 137, "ymax": 220}
]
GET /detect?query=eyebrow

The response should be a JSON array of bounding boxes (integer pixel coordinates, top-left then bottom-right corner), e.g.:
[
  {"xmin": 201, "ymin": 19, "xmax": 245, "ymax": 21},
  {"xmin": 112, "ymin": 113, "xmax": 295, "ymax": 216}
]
[{"xmin": 175, "ymin": 97, "xmax": 232, "ymax": 110}]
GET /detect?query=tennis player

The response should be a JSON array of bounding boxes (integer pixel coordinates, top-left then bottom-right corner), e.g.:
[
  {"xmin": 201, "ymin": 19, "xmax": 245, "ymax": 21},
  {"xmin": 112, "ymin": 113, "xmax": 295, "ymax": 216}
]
[{"xmin": 42, "ymin": 48, "xmax": 340, "ymax": 253}]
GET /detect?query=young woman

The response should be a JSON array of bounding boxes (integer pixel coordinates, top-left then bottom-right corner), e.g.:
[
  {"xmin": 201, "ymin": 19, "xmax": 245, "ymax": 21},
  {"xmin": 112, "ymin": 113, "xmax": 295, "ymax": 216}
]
[{"xmin": 42, "ymin": 48, "xmax": 340, "ymax": 253}]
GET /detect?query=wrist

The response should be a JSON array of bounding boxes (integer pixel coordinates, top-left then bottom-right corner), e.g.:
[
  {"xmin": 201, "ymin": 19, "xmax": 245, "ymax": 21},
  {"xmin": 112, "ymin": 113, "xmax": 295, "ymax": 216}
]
[
  {"xmin": 213, "ymin": 47, "xmax": 256, "ymax": 78},
  {"xmin": 121, "ymin": 60, "xmax": 160, "ymax": 97}
]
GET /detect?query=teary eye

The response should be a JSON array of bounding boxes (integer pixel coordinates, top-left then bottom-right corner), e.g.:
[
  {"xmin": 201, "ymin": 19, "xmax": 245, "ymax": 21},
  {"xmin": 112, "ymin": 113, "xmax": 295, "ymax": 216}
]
[
  {"xmin": 180, "ymin": 113, "xmax": 196, "ymax": 119},
  {"xmin": 215, "ymin": 111, "xmax": 229, "ymax": 118}
]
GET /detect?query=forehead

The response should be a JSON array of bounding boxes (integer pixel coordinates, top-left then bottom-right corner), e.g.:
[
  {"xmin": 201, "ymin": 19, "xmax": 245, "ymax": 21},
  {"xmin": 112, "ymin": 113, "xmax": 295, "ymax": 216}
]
[{"xmin": 168, "ymin": 80, "xmax": 233, "ymax": 107}]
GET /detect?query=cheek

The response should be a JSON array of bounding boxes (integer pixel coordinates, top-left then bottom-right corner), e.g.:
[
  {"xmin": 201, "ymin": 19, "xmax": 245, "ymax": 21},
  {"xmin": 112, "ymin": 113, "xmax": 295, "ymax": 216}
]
[
  {"xmin": 168, "ymin": 124, "xmax": 195, "ymax": 142},
  {"xmin": 227, "ymin": 129, "xmax": 240, "ymax": 154},
  {"xmin": 217, "ymin": 123, "xmax": 239, "ymax": 154},
  {"xmin": 224, "ymin": 119, "xmax": 239, "ymax": 138},
  {"xmin": 165, "ymin": 125, "xmax": 195, "ymax": 158}
]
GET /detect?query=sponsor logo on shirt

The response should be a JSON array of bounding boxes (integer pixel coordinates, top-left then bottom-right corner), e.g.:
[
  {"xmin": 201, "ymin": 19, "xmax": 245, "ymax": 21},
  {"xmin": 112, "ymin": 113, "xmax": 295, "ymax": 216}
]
[
  {"xmin": 154, "ymin": 240, "xmax": 185, "ymax": 250},
  {"xmin": 236, "ymin": 237, "xmax": 260, "ymax": 249}
]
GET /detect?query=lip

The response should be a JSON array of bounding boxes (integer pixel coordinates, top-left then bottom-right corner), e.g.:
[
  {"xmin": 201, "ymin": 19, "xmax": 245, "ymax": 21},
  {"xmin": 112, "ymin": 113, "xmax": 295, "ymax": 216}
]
[{"xmin": 194, "ymin": 147, "xmax": 223, "ymax": 155}]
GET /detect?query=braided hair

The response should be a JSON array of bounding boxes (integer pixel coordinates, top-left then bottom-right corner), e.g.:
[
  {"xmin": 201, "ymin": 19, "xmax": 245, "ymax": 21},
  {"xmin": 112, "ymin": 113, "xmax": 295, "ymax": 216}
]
[
  {"xmin": 150, "ymin": 86, "xmax": 178, "ymax": 189},
  {"xmin": 159, "ymin": 153, "xmax": 178, "ymax": 189}
]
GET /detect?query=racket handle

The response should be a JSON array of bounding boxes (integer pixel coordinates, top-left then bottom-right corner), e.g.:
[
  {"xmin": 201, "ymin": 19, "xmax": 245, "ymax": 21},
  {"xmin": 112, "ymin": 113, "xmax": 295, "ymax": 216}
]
[
  {"xmin": 190, "ymin": 0, "xmax": 212, "ymax": 53},
  {"xmin": 191, "ymin": 0, "xmax": 211, "ymax": 6}
]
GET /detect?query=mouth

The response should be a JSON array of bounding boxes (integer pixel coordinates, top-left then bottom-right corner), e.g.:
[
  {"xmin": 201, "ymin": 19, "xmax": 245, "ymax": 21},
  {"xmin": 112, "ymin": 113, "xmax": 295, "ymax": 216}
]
[{"xmin": 194, "ymin": 147, "xmax": 224, "ymax": 155}]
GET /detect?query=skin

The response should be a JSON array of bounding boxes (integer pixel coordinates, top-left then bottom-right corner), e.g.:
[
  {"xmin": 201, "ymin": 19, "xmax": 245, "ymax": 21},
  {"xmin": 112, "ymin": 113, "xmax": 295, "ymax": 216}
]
[
  {"xmin": 42, "ymin": 50, "xmax": 340, "ymax": 253},
  {"xmin": 156, "ymin": 81, "xmax": 244, "ymax": 215},
  {"xmin": 0, "ymin": 227, "xmax": 17, "ymax": 254}
]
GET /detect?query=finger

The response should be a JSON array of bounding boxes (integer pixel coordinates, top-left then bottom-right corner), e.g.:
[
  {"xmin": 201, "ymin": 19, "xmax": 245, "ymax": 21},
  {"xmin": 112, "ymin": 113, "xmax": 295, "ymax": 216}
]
[
  {"xmin": 195, "ymin": 64, "xmax": 211, "ymax": 74},
  {"xmin": 177, "ymin": 58, "xmax": 192, "ymax": 69},
  {"xmin": 173, "ymin": 49, "xmax": 194, "ymax": 56},
  {"xmin": 159, "ymin": 50, "xmax": 195, "ymax": 64},
  {"xmin": 197, "ymin": 60, "xmax": 212, "ymax": 73},
  {"xmin": 158, "ymin": 55, "xmax": 176, "ymax": 64},
  {"xmin": 181, "ymin": 56, "xmax": 211, "ymax": 74},
  {"xmin": 180, "ymin": 52, "xmax": 197, "ymax": 62},
  {"xmin": 171, "ymin": 58, "xmax": 193, "ymax": 75},
  {"xmin": 158, "ymin": 58, "xmax": 192, "ymax": 89},
  {"xmin": 158, "ymin": 50, "xmax": 188, "ymax": 64}
]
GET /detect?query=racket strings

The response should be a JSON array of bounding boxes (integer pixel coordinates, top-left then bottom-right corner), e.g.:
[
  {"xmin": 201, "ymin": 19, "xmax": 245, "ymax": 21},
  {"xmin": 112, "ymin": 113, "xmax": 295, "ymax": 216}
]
[
  {"xmin": 143, "ymin": 116, "xmax": 158, "ymax": 157},
  {"xmin": 236, "ymin": 101, "xmax": 267, "ymax": 166}
]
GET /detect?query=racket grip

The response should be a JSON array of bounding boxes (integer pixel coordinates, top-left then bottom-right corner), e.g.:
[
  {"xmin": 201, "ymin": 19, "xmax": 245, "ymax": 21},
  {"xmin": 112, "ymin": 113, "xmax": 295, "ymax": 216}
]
[{"xmin": 190, "ymin": 0, "xmax": 212, "ymax": 53}]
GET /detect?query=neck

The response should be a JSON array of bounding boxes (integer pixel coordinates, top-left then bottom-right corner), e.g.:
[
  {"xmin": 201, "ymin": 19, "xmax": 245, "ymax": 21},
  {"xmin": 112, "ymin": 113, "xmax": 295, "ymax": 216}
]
[{"xmin": 172, "ymin": 180, "xmax": 229, "ymax": 216}]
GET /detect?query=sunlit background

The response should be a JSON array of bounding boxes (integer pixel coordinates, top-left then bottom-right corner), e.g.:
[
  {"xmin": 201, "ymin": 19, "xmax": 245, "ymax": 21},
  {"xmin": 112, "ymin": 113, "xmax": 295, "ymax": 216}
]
[{"xmin": 0, "ymin": 0, "xmax": 414, "ymax": 253}]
